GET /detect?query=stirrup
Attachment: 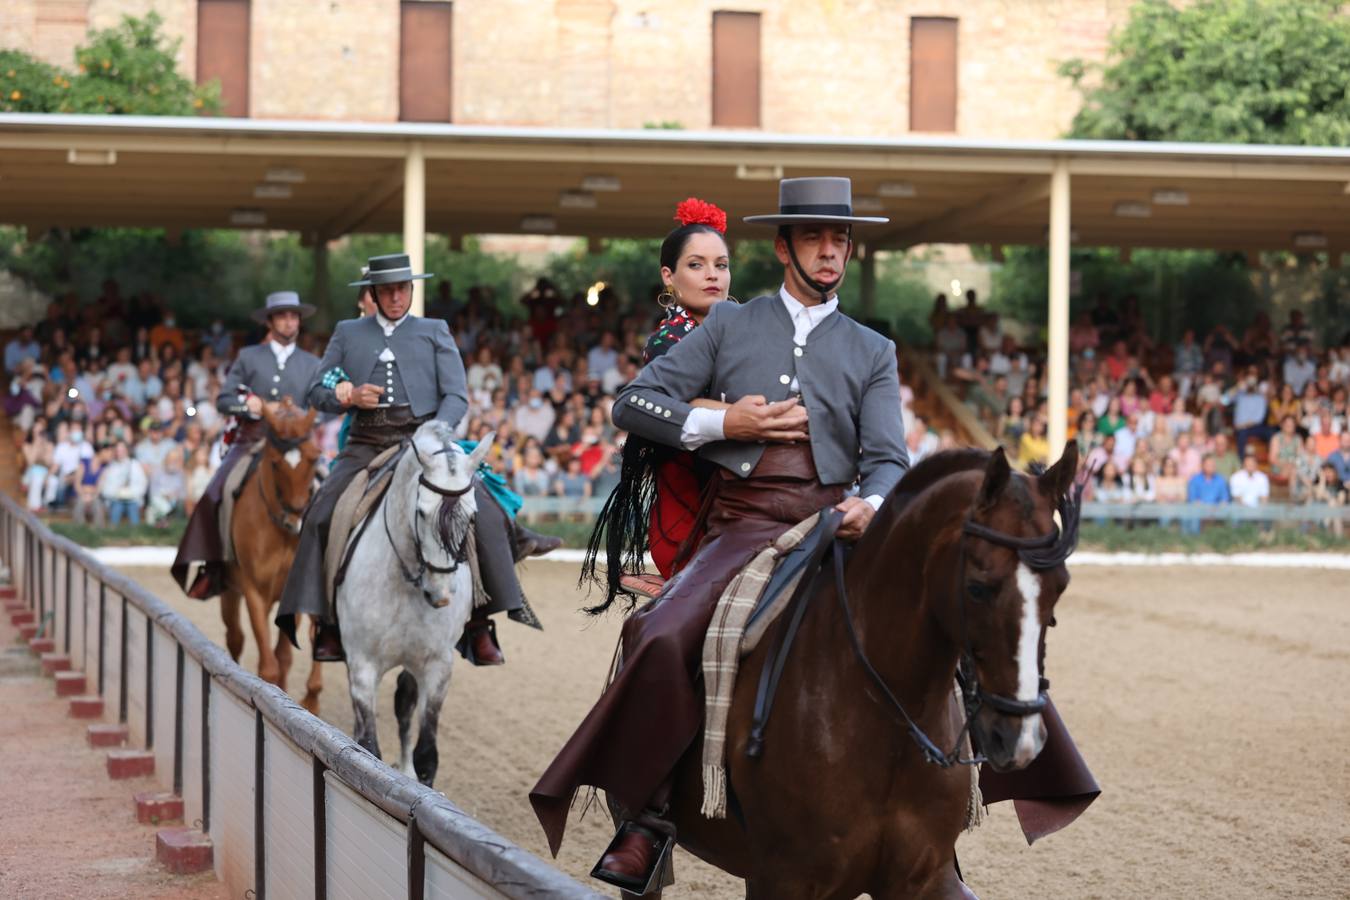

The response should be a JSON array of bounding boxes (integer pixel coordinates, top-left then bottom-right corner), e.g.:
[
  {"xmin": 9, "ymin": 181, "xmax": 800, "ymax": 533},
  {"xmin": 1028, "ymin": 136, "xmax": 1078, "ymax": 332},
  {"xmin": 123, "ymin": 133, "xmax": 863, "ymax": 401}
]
[{"xmin": 590, "ymin": 821, "xmax": 674, "ymax": 896}]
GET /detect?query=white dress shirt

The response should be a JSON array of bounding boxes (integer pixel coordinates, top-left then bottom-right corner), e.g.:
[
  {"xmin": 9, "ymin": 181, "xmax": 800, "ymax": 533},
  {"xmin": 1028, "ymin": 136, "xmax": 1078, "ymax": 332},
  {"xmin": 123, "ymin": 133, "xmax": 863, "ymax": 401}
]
[
  {"xmin": 268, "ymin": 339, "xmax": 297, "ymax": 368},
  {"xmin": 375, "ymin": 311, "xmax": 407, "ymax": 339},
  {"xmin": 677, "ymin": 285, "xmax": 882, "ymax": 510}
]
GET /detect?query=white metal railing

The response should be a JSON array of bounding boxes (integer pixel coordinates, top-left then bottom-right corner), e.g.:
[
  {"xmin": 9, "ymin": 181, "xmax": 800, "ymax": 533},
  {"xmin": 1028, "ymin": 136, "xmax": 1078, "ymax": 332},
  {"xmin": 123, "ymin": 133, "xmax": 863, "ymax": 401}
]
[
  {"xmin": 517, "ymin": 494, "xmax": 1350, "ymax": 527},
  {"xmin": 0, "ymin": 494, "xmax": 601, "ymax": 900}
]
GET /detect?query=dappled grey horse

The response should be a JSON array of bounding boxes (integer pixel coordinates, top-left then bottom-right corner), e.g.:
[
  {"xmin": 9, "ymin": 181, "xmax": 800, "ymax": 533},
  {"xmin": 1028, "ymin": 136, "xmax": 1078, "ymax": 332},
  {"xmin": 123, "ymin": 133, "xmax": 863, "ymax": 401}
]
[{"xmin": 337, "ymin": 421, "xmax": 493, "ymax": 786}]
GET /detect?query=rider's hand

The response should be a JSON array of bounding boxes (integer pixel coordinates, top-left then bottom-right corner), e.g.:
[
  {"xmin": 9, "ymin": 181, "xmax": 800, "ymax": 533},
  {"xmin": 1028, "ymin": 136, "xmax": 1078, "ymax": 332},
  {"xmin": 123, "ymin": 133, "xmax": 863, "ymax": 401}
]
[
  {"xmin": 244, "ymin": 395, "xmax": 263, "ymax": 416},
  {"xmin": 351, "ymin": 383, "xmax": 385, "ymax": 409},
  {"xmin": 834, "ymin": 496, "xmax": 875, "ymax": 542},
  {"xmin": 723, "ymin": 395, "xmax": 809, "ymax": 443},
  {"xmin": 334, "ymin": 381, "xmax": 354, "ymax": 406}
]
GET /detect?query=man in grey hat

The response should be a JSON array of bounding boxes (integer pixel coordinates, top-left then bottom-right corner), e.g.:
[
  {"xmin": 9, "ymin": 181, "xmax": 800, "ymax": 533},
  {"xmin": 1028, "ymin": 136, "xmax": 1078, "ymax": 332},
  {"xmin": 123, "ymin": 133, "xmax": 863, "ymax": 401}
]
[
  {"xmin": 276, "ymin": 252, "xmax": 559, "ymax": 664},
  {"xmin": 173, "ymin": 291, "xmax": 322, "ymax": 599},
  {"xmin": 532, "ymin": 177, "xmax": 909, "ymax": 889}
]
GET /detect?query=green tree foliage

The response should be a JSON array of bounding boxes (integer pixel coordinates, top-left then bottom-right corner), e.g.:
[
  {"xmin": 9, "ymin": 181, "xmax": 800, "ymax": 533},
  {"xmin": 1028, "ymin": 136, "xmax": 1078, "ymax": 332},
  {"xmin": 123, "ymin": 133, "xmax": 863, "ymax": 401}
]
[
  {"xmin": 0, "ymin": 13, "xmax": 218, "ymax": 114},
  {"xmin": 1061, "ymin": 0, "xmax": 1350, "ymax": 145}
]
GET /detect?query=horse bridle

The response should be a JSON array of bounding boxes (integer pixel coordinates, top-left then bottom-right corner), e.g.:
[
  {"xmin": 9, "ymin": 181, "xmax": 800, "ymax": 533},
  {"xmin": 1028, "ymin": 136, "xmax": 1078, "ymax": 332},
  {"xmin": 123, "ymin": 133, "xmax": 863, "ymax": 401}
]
[
  {"xmin": 834, "ymin": 505, "xmax": 1076, "ymax": 769},
  {"xmin": 383, "ymin": 441, "xmax": 475, "ymax": 606},
  {"xmin": 258, "ymin": 430, "xmax": 311, "ymax": 533}
]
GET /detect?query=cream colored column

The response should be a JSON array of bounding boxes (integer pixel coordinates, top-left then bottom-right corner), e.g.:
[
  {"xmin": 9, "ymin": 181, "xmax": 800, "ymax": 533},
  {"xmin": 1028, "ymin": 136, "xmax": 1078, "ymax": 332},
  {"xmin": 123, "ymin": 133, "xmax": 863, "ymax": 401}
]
[
  {"xmin": 1047, "ymin": 160, "xmax": 1071, "ymax": 462},
  {"xmin": 403, "ymin": 141, "xmax": 427, "ymax": 316}
]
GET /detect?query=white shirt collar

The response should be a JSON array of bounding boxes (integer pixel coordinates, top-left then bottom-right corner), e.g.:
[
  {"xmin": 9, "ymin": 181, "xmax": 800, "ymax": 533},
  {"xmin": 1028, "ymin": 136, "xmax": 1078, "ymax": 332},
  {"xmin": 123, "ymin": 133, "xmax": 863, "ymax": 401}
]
[
  {"xmin": 778, "ymin": 285, "xmax": 838, "ymax": 345},
  {"xmin": 376, "ymin": 311, "xmax": 408, "ymax": 337},
  {"xmin": 268, "ymin": 339, "xmax": 296, "ymax": 365}
]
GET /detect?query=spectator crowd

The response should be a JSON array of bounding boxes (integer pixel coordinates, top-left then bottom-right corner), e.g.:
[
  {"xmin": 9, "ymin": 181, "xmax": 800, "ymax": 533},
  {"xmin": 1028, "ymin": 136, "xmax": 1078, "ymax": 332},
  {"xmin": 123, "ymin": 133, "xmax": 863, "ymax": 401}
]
[
  {"xmin": 935, "ymin": 289, "xmax": 1350, "ymax": 533},
  {"xmin": 5, "ymin": 276, "xmax": 1347, "ymax": 539}
]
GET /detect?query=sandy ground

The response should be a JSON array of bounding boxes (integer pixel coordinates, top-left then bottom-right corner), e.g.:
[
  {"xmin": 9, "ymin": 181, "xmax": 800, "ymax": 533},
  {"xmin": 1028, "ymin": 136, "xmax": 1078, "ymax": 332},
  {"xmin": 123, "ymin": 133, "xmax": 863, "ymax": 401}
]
[
  {"xmin": 0, "ymin": 623, "xmax": 227, "ymax": 899},
  {"xmin": 118, "ymin": 562, "xmax": 1350, "ymax": 899}
]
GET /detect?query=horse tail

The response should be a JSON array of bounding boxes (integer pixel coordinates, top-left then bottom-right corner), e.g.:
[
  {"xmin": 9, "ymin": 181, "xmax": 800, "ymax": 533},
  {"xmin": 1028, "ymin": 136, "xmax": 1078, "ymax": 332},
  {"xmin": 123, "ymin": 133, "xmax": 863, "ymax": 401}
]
[{"xmin": 579, "ymin": 436, "xmax": 669, "ymax": 616}]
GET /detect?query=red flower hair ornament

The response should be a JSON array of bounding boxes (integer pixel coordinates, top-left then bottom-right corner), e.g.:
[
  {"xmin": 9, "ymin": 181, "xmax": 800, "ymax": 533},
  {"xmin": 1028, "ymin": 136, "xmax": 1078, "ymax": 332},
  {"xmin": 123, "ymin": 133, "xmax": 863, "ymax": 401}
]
[{"xmin": 674, "ymin": 198, "xmax": 728, "ymax": 234}]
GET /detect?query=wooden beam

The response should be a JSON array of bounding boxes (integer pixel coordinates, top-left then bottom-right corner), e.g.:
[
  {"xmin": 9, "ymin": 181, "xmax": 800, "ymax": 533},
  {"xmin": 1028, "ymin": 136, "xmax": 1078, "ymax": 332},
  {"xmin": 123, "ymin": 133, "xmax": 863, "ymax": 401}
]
[
  {"xmin": 883, "ymin": 177, "xmax": 1050, "ymax": 247},
  {"xmin": 322, "ymin": 167, "xmax": 403, "ymax": 238}
]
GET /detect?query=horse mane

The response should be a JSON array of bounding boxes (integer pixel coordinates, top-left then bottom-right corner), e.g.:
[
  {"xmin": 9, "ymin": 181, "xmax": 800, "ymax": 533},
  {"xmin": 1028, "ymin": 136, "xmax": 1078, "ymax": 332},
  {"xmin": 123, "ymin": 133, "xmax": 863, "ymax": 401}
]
[{"xmin": 885, "ymin": 447, "xmax": 992, "ymax": 510}]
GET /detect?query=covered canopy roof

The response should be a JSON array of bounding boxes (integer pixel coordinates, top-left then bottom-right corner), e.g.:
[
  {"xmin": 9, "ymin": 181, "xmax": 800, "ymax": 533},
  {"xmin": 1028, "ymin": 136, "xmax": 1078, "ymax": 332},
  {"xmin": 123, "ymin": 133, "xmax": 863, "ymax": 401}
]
[{"xmin": 2, "ymin": 113, "xmax": 1349, "ymax": 255}]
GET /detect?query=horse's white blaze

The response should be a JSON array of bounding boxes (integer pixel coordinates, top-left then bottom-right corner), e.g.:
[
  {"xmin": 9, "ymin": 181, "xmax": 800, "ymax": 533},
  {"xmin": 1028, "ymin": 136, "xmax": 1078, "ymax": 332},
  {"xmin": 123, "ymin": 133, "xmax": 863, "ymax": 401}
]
[
  {"xmin": 1014, "ymin": 562, "xmax": 1045, "ymax": 763},
  {"xmin": 283, "ymin": 449, "xmax": 302, "ymax": 469}
]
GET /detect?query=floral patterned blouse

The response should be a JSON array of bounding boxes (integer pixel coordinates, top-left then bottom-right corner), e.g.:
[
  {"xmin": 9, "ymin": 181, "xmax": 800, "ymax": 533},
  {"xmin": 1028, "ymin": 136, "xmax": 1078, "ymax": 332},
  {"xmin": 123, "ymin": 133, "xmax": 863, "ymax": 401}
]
[{"xmin": 643, "ymin": 306, "xmax": 697, "ymax": 364}]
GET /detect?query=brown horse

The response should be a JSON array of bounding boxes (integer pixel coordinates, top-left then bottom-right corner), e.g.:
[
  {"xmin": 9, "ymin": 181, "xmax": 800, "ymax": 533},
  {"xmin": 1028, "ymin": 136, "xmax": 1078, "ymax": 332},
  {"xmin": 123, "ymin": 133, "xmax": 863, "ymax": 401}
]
[
  {"xmin": 221, "ymin": 400, "xmax": 324, "ymax": 713},
  {"xmin": 638, "ymin": 443, "xmax": 1082, "ymax": 899}
]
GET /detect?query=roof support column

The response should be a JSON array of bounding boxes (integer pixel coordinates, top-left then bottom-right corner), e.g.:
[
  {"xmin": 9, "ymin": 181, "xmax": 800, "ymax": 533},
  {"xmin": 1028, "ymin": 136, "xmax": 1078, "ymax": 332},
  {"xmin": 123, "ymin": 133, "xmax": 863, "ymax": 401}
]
[
  {"xmin": 1047, "ymin": 159, "xmax": 1071, "ymax": 463},
  {"xmin": 312, "ymin": 239, "xmax": 330, "ymax": 328},
  {"xmin": 403, "ymin": 141, "xmax": 427, "ymax": 316},
  {"xmin": 858, "ymin": 243, "xmax": 876, "ymax": 321}
]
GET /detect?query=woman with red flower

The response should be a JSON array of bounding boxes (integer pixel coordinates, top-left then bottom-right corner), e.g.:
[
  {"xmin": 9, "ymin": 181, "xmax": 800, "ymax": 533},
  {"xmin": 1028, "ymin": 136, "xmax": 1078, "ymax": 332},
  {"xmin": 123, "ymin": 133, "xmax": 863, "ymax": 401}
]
[{"xmin": 583, "ymin": 198, "xmax": 733, "ymax": 609}]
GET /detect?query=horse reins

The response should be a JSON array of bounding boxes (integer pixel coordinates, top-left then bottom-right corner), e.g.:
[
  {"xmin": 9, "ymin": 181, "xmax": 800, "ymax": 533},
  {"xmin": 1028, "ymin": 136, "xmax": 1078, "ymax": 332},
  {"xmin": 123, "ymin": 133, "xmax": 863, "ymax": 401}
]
[
  {"xmin": 827, "ymin": 489, "xmax": 1081, "ymax": 769},
  {"xmin": 383, "ymin": 441, "xmax": 476, "ymax": 606}
]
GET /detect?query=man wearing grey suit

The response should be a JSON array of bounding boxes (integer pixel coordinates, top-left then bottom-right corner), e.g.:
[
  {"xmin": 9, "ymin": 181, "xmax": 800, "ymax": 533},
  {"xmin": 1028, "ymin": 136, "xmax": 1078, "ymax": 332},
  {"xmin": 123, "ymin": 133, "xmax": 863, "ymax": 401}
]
[
  {"xmin": 531, "ymin": 178, "xmax": 910, "ymax": 889},
  {"xmin": 276, "ymin": 253, "xmax": 557, "ymax": 664},
  {"xmin": 173, "ymin": 291, "xmax": 322, "ymax": 599}
]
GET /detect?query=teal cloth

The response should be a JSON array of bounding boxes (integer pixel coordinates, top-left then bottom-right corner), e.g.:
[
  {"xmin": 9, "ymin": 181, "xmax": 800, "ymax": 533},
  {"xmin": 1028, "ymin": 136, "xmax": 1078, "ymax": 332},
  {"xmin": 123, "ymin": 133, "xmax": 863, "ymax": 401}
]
[
  {"xmin": 332, "ymin": 426, "xmax": 518, "ymax": 519},
  {"xmin": 459, "ymin": 439, "xmax": 522, "ymax": 520}
]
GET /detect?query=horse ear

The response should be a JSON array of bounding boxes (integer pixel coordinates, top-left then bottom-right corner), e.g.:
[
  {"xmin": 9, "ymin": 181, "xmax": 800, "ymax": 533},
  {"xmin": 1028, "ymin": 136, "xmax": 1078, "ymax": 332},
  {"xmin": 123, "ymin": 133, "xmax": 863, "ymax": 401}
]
[
  {"xmin": 303, "ymin": 406, "xmax": 318, "ymax": 429},
  {"xmin": 976, "ymin": 447, "xmax": 1012, "ymax": 511},
  {"xmin": 259, "ymin": 402, "xmax": 277, "ymax": 429},
  {"xmin": 1038, "ymin": 441, "xmax": 1079, "ymax": 500},
  {"xmin": 468, "ymin": 432, "xmax": 496, "ymax": 469}
]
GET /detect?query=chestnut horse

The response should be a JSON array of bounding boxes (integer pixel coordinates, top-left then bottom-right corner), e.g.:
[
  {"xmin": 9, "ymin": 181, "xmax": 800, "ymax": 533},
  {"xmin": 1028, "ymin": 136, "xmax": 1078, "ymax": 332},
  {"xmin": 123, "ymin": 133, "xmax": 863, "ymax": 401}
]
[
  {"xmin": 637, "ymin": 443, "xmax": 1082, "ymax": 899},
  {"xmin": 221, "ymin": 400, "xmax": 324, "ymax": 713}
]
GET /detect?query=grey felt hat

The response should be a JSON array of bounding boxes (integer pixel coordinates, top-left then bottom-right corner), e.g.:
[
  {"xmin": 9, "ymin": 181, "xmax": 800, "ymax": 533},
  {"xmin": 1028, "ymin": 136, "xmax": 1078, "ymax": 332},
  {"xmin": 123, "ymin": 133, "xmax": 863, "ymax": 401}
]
[
  {"xmin": 348, "ymin": 252, "xmax": 434, "ymax": 287},
  {"xmin": 251, "ymin": 290, "xmax": 317, "ymax": 324},
  {"xmin": 743, "ymin": 176, "xmax": 889, "ymax": 226}
]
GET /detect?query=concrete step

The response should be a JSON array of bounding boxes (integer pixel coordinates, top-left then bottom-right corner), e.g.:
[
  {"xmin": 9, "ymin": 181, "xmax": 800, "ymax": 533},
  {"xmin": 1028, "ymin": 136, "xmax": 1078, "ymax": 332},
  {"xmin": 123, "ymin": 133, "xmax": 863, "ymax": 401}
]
[
  {"xmin": 87, "ymin": 723, "xmax": 129, "ymax": 748},
  {"xmin": 68, "ymin": 695, "xmax": 104, "ymax": 719},
  {"xmin": 106, "ymin": 749, "xmax": 154, "ymax": 780},
  {"xmin": 54, "ymin": 671, "xmax": 85, "ymax": 696},
  {"xmin": 155, "ymin": 827, "xmax": 213, "ymax": 874},
  {"xmin": 134, "ymin": 791, "xmax": 183, "ymax": 826}
]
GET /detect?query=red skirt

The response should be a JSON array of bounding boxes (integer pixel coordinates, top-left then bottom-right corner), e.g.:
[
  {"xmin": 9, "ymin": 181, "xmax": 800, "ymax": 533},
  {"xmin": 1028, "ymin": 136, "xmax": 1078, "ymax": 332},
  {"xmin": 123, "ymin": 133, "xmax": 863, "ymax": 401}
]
[{"xmin": 648, "ymin": 453, "xmax": 704, "ymax": 579}]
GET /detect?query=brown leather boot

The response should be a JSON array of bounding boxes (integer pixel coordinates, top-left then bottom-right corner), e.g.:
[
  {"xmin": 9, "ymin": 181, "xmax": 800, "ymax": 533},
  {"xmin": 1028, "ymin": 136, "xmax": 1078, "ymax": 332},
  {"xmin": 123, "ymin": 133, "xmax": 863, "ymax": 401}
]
[
  {"xmin": 312, "ymin": 622, "xmax": 345, "ymax": 662},
  {"xmin": 464, "ymin": 617, "xmax": 504, "ymax": 666},
  {"xmin": 593, "ymin": 822, "xmax": 669, "ymax": 893},
  {"xmin": 185, "ymin": 563, "xmax": 222, "ymax": 600}
]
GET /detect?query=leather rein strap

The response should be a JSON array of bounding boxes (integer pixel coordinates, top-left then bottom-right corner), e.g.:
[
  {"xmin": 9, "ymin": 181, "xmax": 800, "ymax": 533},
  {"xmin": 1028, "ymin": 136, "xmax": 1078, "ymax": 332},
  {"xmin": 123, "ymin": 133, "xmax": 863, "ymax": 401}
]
[
  {"xmin": 746, "ymin": 509, "xmax": 845, "ymax": 758},
  {"xmin": 745, "ymin": 511, "xmax": 1063, "ymax": 769}
]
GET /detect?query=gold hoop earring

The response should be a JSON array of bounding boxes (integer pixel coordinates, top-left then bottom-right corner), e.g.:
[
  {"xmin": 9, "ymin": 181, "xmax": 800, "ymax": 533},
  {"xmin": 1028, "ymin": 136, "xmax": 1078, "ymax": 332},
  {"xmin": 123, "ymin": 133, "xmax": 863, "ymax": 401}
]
[{"xmin": 657, "ymin": 288, "xmax": 677, "ymax": 310}]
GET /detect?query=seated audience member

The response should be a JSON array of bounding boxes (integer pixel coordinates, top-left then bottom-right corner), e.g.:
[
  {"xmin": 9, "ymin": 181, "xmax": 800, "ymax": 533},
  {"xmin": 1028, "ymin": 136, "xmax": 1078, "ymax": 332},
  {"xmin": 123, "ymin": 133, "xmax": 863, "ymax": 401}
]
[
  {"xmin": 1291, "ymin": 436, "xmax": 1324, "ymax": 504},
  {"xmin": 553, "ymin": 457, "xmax": 592, "ymax": 500},
  {"xmin": 1265, "ymin": 415, "xmax": 1302, "ymax": 484},
  {"xmin": 512, "ymin": 445, "xmax": 551, "ymax": 497},
  {"xmin": 906, "ymin": 415, "xmax": 940, "ymax": 465},
  {"xmin": 1228, "ymin": 452, "xmax": 1270, "ymax": 509},
  {"xmin": 1309, "ymin": 407, "xmax": 1340, "ymax": 460},
  {"xmin": 72, "ymin": 447, "xmax": 110, "ymax": 526},
  {"xmin": 1327, "ymin": 431, "xmax": 1350, "ymax": 484},
  {"xmin": 1212, "ymin": 432, "xmax": 1241, "ymax": 479},
  {"xmin": 1122, "ymin": 457, "xmax": 1156, "ymax": 504},
  {"xmin": 1155, "ymin": 457, "xmax": 1187, "ymax": 505},
  {"xmin": 1310, "ymin": 463, "xmax": 1346, "ymax": 538},
  {"xmin": 998, "ymin": 396, "xmax": 1028, "ymax": 452},
  {"xmin": 1018, "ymin": 414, "xmax": 1050, "ymax": 470},
  {"xmin": 99, "ymin": 440, "xmax": 148, "ymax": 526},
  {"xmin": 1168, "ymin": 432, "xmax": 1204, "ymax": 483},
  {"xmin": 147, "ymin": 446, "xmax": 187, "ymax": 525},
  {"xmin": 1184, "ymin": 453, "xmax": 1230, "ymax": 534},
  {"xmin": 21, "ymin": 421, "xmax": 56, "ymax": 512}
]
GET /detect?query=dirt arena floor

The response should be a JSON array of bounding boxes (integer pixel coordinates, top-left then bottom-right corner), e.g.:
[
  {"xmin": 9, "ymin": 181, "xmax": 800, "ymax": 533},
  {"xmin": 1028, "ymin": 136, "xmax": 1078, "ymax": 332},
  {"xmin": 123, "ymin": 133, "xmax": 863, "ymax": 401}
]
[{"xmin": 119, "ymin": 562, "xmax": 1350, "ymax": 899}]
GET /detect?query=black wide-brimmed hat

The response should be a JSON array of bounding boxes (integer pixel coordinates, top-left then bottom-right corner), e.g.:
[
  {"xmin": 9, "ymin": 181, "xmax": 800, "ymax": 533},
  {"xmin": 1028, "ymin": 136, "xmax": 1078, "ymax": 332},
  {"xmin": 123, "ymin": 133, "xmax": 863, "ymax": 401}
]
[
  {"xmin": 743, "ymin": 176, "xmax": 889, "ymax": 226},
  {"xmin": 250, "ymin": 290, "xmax": 317, "ymax": 324},
  {"xmin": 348, "ymin": 253, "xmax": 434, "ymax": 287}
]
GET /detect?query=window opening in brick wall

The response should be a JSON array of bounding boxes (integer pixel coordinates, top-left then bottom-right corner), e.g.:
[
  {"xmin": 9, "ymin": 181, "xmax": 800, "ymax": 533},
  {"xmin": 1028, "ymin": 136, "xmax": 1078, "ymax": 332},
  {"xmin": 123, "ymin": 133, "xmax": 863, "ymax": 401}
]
[
  {"xmin": 400, "ymin": 1, "xmax": 453, "ymax": 122},
  {"xmin": 910, "ymin": 16, "xmax": 957, "ymax": 133},
  {"xmin": 712, "ymin": 11, "xmax": 761, "ymax": 128},
  {"xmin": 197, "ymin": 0, "xmax": 250, "ymax": 117}
]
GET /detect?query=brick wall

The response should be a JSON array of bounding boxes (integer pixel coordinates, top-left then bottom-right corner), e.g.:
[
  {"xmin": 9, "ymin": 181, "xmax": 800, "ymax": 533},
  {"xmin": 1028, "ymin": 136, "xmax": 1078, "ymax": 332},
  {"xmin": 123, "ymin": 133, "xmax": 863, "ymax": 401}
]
[{"xmin": 9, "ymin": 0, "xmax": 1135, "ymax": 138}]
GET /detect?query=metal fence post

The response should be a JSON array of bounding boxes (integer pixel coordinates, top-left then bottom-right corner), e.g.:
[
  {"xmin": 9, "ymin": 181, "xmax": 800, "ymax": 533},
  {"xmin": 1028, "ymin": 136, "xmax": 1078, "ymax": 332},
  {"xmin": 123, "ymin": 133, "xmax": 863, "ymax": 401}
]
[
  {"xmin": 254, "ymin": 707, "xmax": 267, "ymax": 899},
  {"xmin": 201, "ymin": 667, "xmax": 211, "ymax": 833},
  {"xmin": 145, "ymin": 621, "xmax": 155, "ymax": 749},
  {"xmin": 174, "ymin": 644, "xmax": 185, "ymax": 796},
  {"xmin": 313, "ymin": 758, "xmax": 327, "ymax": 900}
]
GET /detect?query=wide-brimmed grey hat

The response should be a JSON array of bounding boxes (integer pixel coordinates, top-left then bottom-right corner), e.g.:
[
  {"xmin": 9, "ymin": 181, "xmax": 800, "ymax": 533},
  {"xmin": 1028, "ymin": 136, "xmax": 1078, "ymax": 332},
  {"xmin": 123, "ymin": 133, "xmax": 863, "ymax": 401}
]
[
  {"xmin": 251, "ymin": 291, "xmax": 316, "ymax": 324},
  {"xmin": 348, "ymin": 252, "xmax": 434, "ymax": 287},
  {"xmin": 743, "ymin": 177, "xmax": 889, "ymax": 226}
]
